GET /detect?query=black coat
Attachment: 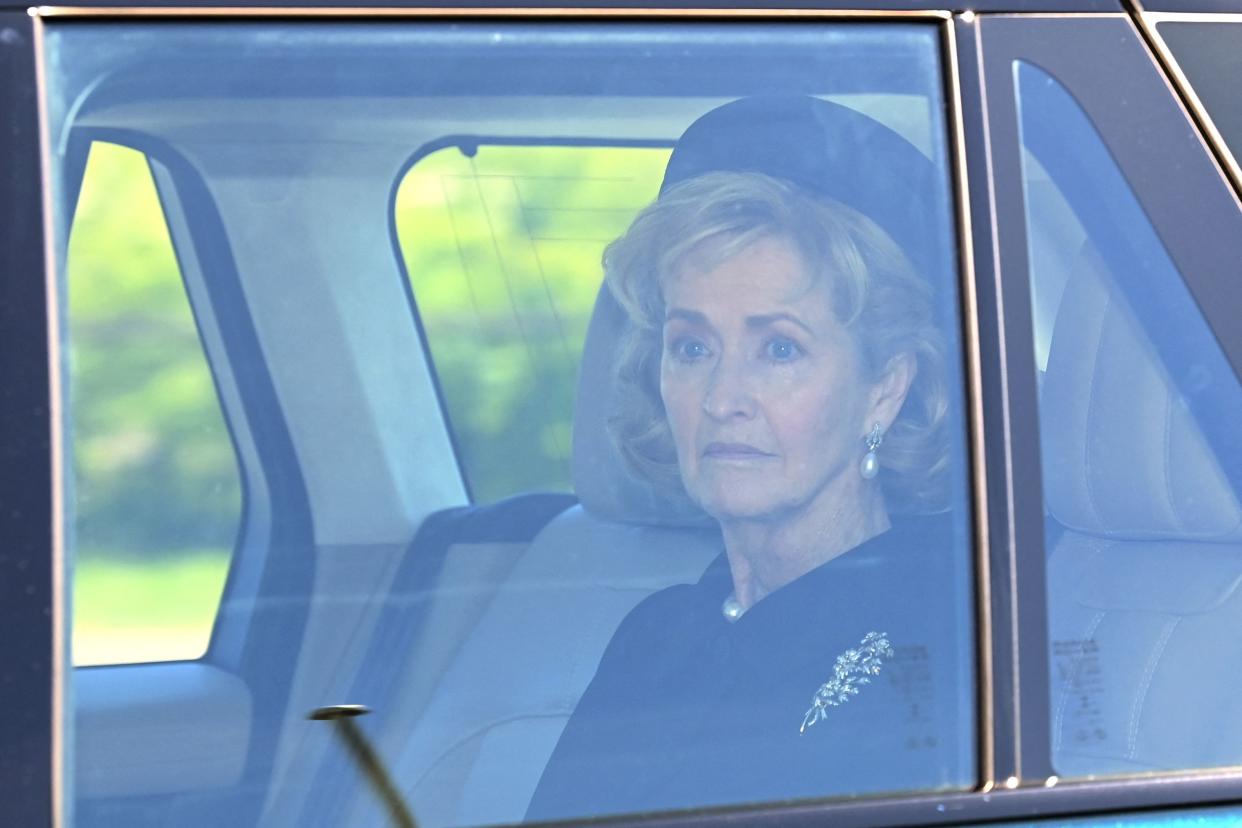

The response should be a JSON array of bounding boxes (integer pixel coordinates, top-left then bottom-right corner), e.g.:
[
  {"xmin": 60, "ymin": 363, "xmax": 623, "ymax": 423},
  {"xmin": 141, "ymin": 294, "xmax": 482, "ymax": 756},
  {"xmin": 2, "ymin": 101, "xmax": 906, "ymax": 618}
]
[{"xmin": 526, "ymin": 514, "xmax": 972, "ymax": 822}]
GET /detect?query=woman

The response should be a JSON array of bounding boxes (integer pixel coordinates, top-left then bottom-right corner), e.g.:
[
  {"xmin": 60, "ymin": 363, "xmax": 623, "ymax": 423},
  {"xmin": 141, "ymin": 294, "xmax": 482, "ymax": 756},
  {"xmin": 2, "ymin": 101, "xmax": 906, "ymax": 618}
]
[{"xmin": 526, "ymin": 96, "xmax": 966, "ymax": 821}]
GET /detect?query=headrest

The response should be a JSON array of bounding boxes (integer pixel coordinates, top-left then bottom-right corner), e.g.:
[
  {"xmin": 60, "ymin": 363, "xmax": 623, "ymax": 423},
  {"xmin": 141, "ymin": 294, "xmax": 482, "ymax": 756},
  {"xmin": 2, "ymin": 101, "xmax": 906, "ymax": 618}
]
[
  {"xmin": 1040, "ymin": 244, "xmax": 1242, "ymax": 540},
  {"xmin": 572, "ymin": 287, "xmax": 709, "ymax": 526},
  {"xmin": 572, "ymin": 95, "xmax": 941, "ymax": 525}
]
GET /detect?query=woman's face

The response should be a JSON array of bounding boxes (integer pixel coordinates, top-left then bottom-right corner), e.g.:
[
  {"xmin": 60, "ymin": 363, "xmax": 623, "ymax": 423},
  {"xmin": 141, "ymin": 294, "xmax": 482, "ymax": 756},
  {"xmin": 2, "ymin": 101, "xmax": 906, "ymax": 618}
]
[{"xmin": 659, "ymin": 233, "xmax": 887, "ymax": 523}]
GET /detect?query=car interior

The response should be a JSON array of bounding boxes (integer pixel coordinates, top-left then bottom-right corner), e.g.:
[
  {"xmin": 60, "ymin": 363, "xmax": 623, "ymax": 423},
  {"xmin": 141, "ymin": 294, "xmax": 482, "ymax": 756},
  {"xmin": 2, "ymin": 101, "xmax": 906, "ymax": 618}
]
[
  {"xmin": 56, "ymin": 21, "xmax": 974, "ymax": 828},
  {"xmin": 49, "ymin": 18, "xmax": 1242, "ymax": 828},
  {"xmin": 1016, "ymin": 62, "xmax": 1242, "ymax": 778}
]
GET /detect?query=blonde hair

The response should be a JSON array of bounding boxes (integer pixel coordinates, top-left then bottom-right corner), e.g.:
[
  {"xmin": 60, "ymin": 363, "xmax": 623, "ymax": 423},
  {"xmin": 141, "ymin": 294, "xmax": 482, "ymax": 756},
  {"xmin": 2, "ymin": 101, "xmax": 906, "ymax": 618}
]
[{"xmin": 605, "ymin": 171, "xmax": 951, "ymax": 514}]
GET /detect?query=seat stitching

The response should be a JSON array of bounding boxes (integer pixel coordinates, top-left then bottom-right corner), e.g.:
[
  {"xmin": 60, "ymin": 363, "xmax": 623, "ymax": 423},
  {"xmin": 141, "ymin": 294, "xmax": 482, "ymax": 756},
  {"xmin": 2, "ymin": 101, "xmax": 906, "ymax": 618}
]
[
  {"xmin": 1126, "ymin": 615, "xmax": 1180, "ymax": 760},
  {"xmin": 407, "ymin": 711, "xmax": 579, "ymax": 795}
]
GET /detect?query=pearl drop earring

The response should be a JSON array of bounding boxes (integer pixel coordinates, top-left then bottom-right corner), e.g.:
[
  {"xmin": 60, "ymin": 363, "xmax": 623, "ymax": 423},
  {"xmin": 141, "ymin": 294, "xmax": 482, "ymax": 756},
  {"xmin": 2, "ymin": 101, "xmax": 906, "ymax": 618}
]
[{"xmin": 859, "ymin": 423, "xmax": 883, "ymax": 480}]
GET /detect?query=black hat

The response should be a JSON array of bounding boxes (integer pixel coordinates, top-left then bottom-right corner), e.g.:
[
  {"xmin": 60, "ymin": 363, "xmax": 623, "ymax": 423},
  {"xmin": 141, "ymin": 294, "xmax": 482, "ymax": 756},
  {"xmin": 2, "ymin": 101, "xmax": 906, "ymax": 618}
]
[{"xmin": 660, "ymin": 95, "xmax": 943, "ymax": 279}]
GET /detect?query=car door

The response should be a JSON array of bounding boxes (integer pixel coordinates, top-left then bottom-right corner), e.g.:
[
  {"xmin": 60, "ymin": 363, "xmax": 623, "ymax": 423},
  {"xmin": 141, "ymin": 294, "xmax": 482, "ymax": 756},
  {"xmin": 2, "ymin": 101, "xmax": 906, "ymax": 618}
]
[
  {"xmin": 7, "ymin": 3, "xmax": 1242, "ymax": 828},
  {"xmin": 20, "ymin": 12, "xmax": 982, "ymax": 827},
  {"xmin": 968, "ymin": 5, "xmax": 1242, "ymax": 816}
]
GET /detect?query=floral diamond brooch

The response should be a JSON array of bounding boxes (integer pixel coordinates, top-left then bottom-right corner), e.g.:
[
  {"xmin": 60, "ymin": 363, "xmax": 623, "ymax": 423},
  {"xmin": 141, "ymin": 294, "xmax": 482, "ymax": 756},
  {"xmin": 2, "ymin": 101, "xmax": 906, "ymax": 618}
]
[{"xmin": 800, "ymin": 631, "xmax": 893, "ymax": 734}]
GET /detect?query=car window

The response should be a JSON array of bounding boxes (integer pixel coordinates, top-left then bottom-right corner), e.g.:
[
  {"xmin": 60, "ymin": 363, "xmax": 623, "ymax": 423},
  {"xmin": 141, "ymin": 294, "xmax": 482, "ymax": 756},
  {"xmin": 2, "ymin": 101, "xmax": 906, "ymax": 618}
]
[
  {"xmin": 45, "ymin": 21, "xmax": 977, "ymax": 827},
  {"xmin": 1156, "ymin": 20, "xmax": 1242, "ymax": 167},
  {"xmin": 395, "ymin": 143, "xmax": 670, "ymax": 501},
  {"xmin": 1015, "ymin": 60, "xmax": 1242, "ymax": 778},
  {"xmin": 66, "ymin": 140, "xmax": 240, "ymax": 666}
]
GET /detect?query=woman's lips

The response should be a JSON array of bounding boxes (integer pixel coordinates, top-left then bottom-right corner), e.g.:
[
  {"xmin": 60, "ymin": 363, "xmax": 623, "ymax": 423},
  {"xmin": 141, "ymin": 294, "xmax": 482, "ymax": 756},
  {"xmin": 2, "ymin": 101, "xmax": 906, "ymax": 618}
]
[{"xmin": 702, "ymin": 442, "xmax": 776, "ymax": 461}]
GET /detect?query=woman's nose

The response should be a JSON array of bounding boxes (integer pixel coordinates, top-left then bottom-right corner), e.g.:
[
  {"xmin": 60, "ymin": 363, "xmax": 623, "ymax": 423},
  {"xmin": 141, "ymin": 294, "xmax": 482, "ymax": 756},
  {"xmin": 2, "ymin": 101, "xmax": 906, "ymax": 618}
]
[{"xmin": 700, "ymin": 357, "xmax": 757, "ymax": 421}]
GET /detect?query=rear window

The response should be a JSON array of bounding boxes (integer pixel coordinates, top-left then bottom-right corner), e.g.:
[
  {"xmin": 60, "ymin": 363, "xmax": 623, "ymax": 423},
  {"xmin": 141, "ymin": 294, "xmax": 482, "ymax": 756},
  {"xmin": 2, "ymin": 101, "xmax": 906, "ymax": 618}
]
[
  {"xmin": 395, "ymin": 143, "xmax": 670, "ymax": 501},
  {"xmin": 67, "ymin": 140, "xmax": 239, "ymax": 665}
]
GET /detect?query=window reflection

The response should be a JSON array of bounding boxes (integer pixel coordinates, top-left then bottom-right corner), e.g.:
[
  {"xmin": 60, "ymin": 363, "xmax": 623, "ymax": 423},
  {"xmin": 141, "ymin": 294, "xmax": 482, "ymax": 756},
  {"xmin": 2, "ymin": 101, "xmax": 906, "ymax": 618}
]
[
  {"xmin": 46, "ymin": 22, "xmax": 975, "ymax": 827},
  {"xmin": 1016, "ymin": 60, "xmax": 1242, "ymax": 777}
]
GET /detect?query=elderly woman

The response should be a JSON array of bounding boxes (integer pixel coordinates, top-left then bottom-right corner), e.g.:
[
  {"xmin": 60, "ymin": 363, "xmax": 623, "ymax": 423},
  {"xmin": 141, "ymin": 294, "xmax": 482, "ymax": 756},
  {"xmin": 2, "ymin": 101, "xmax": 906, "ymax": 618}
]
[{"xmin": 526, "ymin": 96, "xmax": 965, "ymax": 821}]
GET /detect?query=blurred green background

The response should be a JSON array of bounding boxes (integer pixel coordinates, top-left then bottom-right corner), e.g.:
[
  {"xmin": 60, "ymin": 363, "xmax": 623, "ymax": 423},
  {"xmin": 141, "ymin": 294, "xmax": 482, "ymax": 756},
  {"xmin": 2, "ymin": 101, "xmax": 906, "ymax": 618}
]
[
  {"xmin": 396, "ymin": 144, "xmax": 668, "ymax": 500},
  {"xmin": 69, "ymin": 140, "xmax": 667, "ymax": 665}
]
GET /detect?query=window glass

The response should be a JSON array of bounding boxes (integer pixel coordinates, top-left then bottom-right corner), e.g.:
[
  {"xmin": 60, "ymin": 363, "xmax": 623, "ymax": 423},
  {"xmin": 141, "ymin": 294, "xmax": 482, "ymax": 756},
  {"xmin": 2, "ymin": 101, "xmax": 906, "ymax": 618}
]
[
  {"xmin": 395, "ymin": 144, "xmax": 670, "ymax": 501},
  {"xmin": 1157, "ymin": 21, "xmax": 1242, "ymax": 167},
  {"xmin": 1015, "ymin": 61, "xmax": 1242, "ymax": 778},
  {"xmin": 46, "ymin": 22, "xmax": 975, "ymax": 827},
  {"xmin": 66, "ymin": 141, "xmax": 239, "ymax": 666}
]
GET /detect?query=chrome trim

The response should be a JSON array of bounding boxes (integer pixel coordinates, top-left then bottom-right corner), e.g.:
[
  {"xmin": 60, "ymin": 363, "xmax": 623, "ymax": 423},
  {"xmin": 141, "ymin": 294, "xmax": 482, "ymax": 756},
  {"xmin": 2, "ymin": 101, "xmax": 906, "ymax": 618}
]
[
  {"xmin": 971, "ymin": 8, "xmax": 1023, "ymax": 785},
  {"xmin": 1126, "ymin": 3, "xmax": 1242, "ymax": 210},
  {"xmin": 1144, "ymin": 9, "xmax": 1242, "ymax": 24},
  {"xmin": 944, "ymin": 11, "xmax": 995, "ymax": 793},
  {"xmin": 30, "ymin": 5, "xmax": 951, "ymax": 19},
  {"xmin": 975, "ymin": 11, "xmax": 1126, "ymax": 18},
  {"xmin": 1047, "ymin": 763, "xmax": 1242, "ymax": 788},
  {"xmin": 31, "ymin": 11, "xmax": 66, "ymax": 827}
]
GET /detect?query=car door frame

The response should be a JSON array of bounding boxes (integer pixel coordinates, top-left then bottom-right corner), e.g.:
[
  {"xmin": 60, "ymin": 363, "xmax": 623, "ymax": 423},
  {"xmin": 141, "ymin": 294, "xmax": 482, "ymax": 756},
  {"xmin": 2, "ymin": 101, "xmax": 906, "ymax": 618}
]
[
  {"xmin": 0, "ymin": 9, "xmax": 58, "ymax": 828},
  {"xmin": 11, "ymin": 4, "xmax": 1242, "ymax": 828}
]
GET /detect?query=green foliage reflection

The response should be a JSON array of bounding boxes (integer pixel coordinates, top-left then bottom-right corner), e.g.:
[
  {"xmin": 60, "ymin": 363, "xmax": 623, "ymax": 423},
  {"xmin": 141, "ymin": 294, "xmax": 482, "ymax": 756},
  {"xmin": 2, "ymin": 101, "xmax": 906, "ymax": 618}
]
[
  {"xmin": 68, "ymin": 140, "xmax": 669, "ymax": 664},
  {"xmin": 395, "ymin": 144, "xmax": 669, "ymax": 502},
  {"xmin": 68, "ymin": 142, "xmax": 238, "ymax": 665}
]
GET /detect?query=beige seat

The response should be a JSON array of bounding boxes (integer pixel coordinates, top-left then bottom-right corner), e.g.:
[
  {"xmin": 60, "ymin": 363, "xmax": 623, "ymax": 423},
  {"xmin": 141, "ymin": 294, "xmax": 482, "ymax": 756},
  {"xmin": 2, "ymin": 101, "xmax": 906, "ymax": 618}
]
[
  {"xmin": 329, "ymin": 289, "xmax": 721, "ymax": 827},
  {"xmin": 1043, "ymin": 246, "xmax": 1242, "ymax": 775}
]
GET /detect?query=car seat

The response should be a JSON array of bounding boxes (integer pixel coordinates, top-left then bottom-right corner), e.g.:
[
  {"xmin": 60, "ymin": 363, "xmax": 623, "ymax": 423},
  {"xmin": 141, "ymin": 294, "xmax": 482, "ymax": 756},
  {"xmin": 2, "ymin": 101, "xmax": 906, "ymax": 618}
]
[
  {"xmin": 1043, "ymin": 244, "xmax": 1242, "ymax": 775},
  {"xmin": 314, "ymin": 287, "xmax": 722, "ymax": 828}
]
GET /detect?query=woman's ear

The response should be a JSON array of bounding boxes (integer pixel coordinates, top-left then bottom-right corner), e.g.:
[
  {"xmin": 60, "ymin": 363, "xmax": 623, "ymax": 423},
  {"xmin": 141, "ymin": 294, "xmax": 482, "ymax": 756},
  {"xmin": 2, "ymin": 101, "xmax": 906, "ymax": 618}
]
[{"xmin": 867, "ymin": 351, "xmax": 917, "ymax": 434}]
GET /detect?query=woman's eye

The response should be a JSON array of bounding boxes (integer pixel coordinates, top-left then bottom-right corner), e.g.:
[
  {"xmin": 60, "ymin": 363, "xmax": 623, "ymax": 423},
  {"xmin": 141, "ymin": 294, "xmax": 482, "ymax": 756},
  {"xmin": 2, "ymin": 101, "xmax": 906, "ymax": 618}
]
[
  {"xmin": 764, "ymin": 337, "xmax": 803, "ymax": 363},
  {"xmin": 668, "ymin": 337, "xmax": 710, "ymax": 363}
]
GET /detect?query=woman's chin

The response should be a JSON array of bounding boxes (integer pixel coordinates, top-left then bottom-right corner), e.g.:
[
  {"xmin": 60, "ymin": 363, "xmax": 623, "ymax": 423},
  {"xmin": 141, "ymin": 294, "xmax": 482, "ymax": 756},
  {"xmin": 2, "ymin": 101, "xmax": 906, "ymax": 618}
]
[{"xmin": 693, "ymin": 486, "xmax": 790, "ymax": 523}]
